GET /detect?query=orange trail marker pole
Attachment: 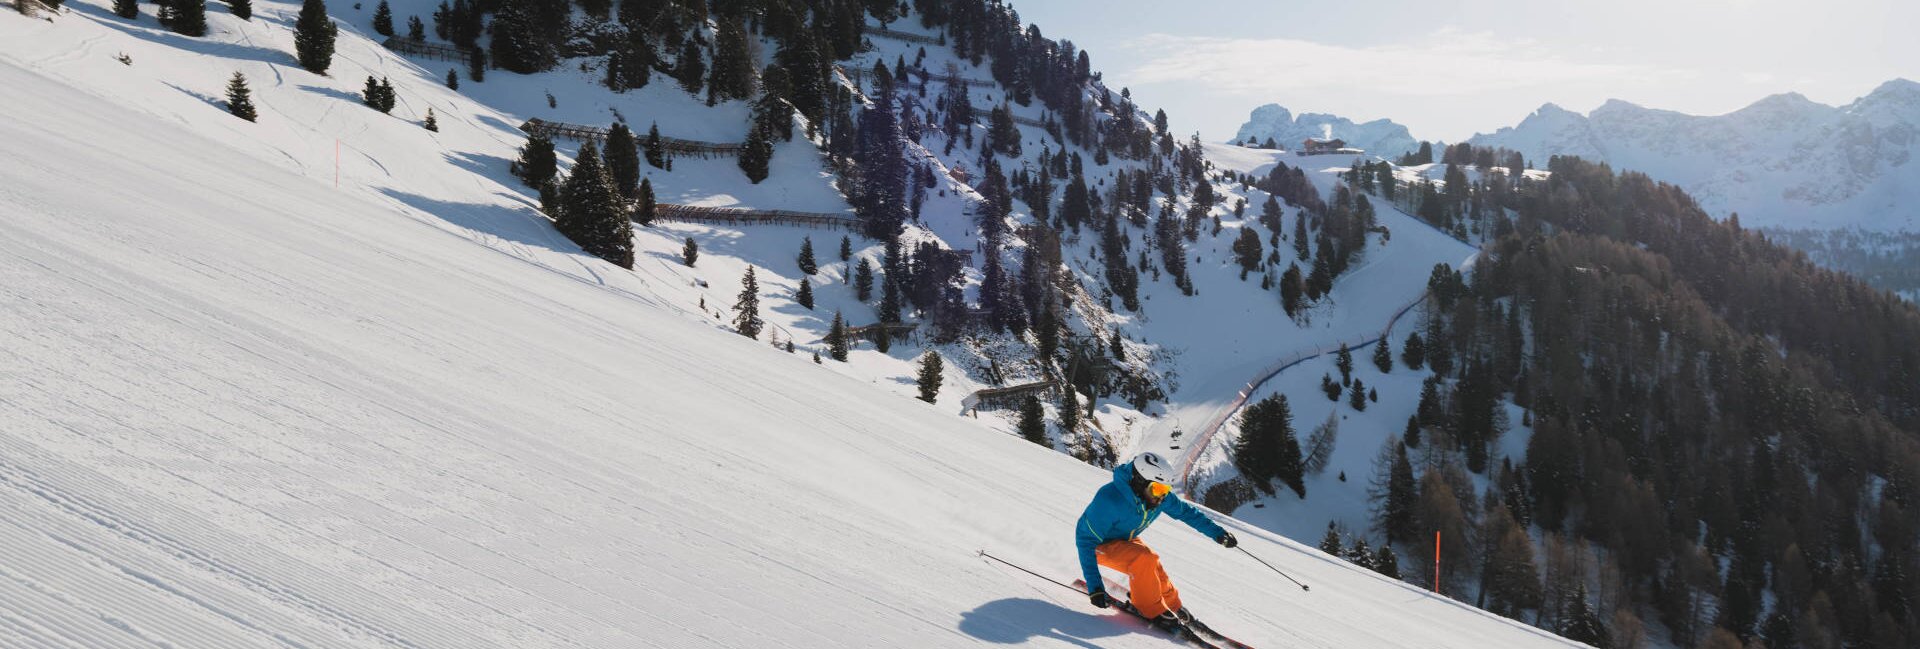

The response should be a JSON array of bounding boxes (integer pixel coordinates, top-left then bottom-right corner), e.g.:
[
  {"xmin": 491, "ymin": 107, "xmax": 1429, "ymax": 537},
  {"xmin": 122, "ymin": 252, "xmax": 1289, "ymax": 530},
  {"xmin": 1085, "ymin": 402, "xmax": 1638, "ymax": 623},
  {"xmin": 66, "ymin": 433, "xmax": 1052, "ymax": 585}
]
[{"xmin": 1433, "ymin": 531, "xmax": 1441, "ymax": 593}]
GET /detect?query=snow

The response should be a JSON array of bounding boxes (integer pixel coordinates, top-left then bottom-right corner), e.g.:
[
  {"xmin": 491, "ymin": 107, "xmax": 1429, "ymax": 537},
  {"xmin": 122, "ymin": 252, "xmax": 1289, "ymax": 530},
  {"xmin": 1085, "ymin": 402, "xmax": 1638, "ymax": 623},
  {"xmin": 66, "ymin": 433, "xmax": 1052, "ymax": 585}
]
[
  {"xmin": 0, "ymin": 1, "xmax": 1584, "ymax": 644},
  {"xmin": 1144, "ymin": 144, "xmax": 1479, "ymax": 496},
  {"xmin": 0, "ymin": 52, "xmax": 1577, "ymax": 648},
  {"xmin": 1468, "ymin": 81, "xmax": 1920, "ymax": 231}
]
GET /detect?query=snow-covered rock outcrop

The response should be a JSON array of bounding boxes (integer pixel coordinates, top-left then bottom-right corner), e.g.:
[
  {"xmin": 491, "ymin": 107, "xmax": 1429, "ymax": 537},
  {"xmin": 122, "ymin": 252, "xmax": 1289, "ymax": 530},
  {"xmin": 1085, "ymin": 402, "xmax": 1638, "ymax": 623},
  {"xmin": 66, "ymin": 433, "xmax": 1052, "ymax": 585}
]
[{"xmin": 1232, "ymin": 104, "xmax": 1419, "ymax": 158}]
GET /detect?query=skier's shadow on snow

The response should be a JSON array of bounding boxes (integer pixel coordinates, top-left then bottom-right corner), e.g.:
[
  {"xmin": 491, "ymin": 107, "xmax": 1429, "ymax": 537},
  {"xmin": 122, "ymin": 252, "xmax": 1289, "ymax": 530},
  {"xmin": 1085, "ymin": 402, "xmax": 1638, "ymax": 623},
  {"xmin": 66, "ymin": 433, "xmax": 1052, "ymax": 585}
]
[{"xmin": 958, "ymin": 598, "xmax": 1132, "ymax": 648}]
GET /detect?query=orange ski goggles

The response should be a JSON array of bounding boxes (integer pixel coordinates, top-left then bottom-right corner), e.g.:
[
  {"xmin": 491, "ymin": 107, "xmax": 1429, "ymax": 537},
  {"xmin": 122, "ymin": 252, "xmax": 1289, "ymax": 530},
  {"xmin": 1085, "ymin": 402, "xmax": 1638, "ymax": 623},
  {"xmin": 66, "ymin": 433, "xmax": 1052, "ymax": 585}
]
[{"xmin": 1147, "ymin": 481, "xmax": 1173, "ymax": 498}]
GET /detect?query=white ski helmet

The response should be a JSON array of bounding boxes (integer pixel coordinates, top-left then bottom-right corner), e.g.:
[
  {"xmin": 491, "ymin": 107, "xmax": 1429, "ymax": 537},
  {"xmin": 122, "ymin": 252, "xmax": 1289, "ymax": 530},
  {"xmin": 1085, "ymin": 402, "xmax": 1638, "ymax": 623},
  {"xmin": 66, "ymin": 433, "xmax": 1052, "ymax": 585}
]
[{"xmin": 1131, "ymin": 452, "xmax": 1177, "ymax": 485}]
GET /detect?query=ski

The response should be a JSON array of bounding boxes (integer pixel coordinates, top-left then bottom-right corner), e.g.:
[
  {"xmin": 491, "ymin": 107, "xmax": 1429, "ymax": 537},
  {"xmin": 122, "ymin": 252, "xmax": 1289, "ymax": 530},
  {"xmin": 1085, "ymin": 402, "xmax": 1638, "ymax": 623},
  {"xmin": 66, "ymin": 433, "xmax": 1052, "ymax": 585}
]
[{"xmin": 1072, "ymin": 579, "xmax": 1235, "ymax": 649}]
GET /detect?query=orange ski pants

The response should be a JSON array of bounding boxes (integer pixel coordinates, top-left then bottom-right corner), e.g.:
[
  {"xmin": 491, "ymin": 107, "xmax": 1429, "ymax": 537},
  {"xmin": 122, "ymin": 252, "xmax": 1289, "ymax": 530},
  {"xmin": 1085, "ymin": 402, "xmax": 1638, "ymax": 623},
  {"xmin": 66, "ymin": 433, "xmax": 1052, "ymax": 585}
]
[{"xmin": 1095, "ymin": 539, "xmax": 1183, "ymax": 618}]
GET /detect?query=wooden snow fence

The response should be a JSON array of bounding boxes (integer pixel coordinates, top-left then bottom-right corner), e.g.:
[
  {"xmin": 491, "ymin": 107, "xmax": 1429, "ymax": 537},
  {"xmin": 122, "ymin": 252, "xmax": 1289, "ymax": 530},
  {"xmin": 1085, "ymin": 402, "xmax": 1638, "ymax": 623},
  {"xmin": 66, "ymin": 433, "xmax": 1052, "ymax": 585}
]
[
  {"xmin": 924, "ymin": 73, "xmax": 997, "ymax": 88},
  {"xmin": 862, "ymin": 25, "xmax": 941, "ymax": 45},
  {"xmin": 645, "ymin": 204, "xmax": 860, "ymax": 230},
  {"xmin": 845, "ymin": 322, "xmax": 918, "ymax": 345},
  {"xmin": 381, "ymin": 37, "xmax": 474, "ymax": 65},
  {"xmin": 519, "ymin": 119, "xmax": 745, "ymax": 159},
  {"xmin": 1010, "ymin": 114, "xmax": 1046, "ymax": 128},
  {"xmin": 969, "ymin": 380, "xmax": 1061, "ymax": 412}
]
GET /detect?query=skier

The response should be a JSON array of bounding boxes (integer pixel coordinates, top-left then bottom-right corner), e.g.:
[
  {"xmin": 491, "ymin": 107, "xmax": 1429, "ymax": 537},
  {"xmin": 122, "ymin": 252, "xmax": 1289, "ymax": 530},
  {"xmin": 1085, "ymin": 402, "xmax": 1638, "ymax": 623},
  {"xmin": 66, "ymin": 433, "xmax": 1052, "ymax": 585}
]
[{"xmin": 1077, "ymin": 451, "xmax": 1238, "ymax": 633}]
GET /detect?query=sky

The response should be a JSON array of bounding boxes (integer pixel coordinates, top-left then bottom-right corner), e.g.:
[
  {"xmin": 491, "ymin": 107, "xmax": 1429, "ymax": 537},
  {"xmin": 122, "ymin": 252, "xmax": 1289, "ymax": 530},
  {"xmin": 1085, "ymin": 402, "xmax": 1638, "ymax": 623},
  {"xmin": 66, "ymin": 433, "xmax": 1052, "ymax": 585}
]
[{"xmin": 1009, "ymin": 0, "xmax": 1920, "ymax": 143}]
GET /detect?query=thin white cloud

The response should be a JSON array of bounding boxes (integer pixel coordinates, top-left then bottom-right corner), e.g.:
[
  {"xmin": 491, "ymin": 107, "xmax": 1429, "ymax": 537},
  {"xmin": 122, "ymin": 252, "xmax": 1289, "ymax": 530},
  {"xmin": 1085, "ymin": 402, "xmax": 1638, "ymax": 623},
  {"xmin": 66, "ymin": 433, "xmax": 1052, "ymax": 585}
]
[{"xmin": 1123, "ymin": 29, "xmax": 1672, "ymax": 99}]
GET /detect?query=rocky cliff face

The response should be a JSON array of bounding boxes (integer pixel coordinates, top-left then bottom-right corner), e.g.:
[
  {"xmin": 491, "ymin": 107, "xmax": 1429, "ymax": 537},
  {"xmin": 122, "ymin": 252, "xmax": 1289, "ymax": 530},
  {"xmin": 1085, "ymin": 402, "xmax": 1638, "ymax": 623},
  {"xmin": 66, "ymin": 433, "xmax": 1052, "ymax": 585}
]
[{"xmin": 1233, "ymin": 104, "xmax": 1419, "ymax": 158}]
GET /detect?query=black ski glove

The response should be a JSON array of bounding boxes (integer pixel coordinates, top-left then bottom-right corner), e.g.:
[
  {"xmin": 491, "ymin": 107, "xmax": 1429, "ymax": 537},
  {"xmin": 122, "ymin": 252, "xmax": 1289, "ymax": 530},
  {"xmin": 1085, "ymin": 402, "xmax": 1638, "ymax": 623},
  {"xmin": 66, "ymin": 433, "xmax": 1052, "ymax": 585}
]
[
  {"xmin": 1089, "ymin": 590, "xmax": 1111, "ymax": 609},
  {"xmin": 1216, "ymin": 531, "xmax": 1238, "ymax": 548}
]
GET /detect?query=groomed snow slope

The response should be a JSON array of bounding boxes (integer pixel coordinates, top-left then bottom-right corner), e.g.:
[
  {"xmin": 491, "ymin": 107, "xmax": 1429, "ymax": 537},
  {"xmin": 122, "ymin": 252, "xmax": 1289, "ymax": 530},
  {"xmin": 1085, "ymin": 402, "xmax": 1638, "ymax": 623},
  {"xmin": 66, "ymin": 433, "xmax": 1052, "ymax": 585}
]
[{"xmin": 0, "ymin": 61, "xmax": 1576, "ymax": 648}]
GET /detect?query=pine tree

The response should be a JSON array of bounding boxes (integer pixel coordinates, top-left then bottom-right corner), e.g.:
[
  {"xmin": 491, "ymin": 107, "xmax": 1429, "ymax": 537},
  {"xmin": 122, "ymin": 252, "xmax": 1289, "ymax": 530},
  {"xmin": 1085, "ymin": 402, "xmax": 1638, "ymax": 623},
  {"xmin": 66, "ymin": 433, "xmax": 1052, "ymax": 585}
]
[
  {"xmin": 1402, "ymin": 331, "xmax": 1426, "ymax": 370},
  {"xmin": 1280, "ymin": 264, "xmax": 1304, "ymax": 317},
  {"xmin": 407, "ymin": 15, "xmax": 424, "ymax": 41},
  {"xmin": 445, "ymin": 68, "xmax": 459, "ymax": 90},
  {"xmin": 789, "ymin": 237, "xmax": 818, "ymax": 276},
  {"xmin": 681, "ymin": 236, "xmax": 697, "ymax": 266},
  {"xmin": 795, "ymin": 277, "xmax": 814, "ymax": 310},
  {"xmin": 1336, "ymin": 343, "xmax": 1354, "ymax": 384},
  {"xmin": 381, "ymin": 78, "xmax": 397, "ymax": 111},
  {"xmin": 514, "ymin": 132, "xmax": 557, "ymax": 189},
  {"xmin": 114, "ymin": 0, "xmax": 138, "ymax": 18},
  {"xmin": 1319, "ymin": 522, "xmax": 1345, "ymax": 556},
  {"xmin": 1560, "ymin": 585, "xmax": 1610, "ymax": 647},
  {"xmin": 224, "ymin": 72, "xmax": 258, "ymax": 122},
  {"xmin": 468, "ymin": 48, "xmax": 487, "ymax": 83},
  {"xmin": 423, "ymin": 108, "xmax": 438, "ymax": 132},
  {"xmin": 643, "ymin": 123, "xmax": 665, "ymax": 168},
  {"xmin": 916, "ymin": 352, "xmax": 943, "ymax": 403},
  {"xmin": 634, "ymin": 178, "xmax": 656, "ymax": 226},
  {"xmin": 674, "ymin": 39, "xmax": 704, "ymax": 94},
  {"xmin": 363, "ymin": 76, "xmax": 387, "ymax": 112},
  {"xmin": 708, "ymin": 16, "xmax": 753, "ymax": 101},
  {"xmin": 372, "ymin": 0, "xmax": 394, "ymax": 36},
  {"xmin": 293, "ymin": 0, "xmax": 337, "ymax": 74},
  {"xmin": 877, "ymin": 266, "xmax": 901, "ymax": 323},
  {"xmin": 734, "ymin": 267, "xmax": 763, "ymax": 339},
  {"xmin": 774, "ymin": 38, "xmax": 826, "ymax": 124},
  {"xmin": 1017, "ymin": 396, "xmax": 1047, "ymax": 445},
  {"xmin": 825, "ymin": 311, "xmax": 849, "ymax": 360},
  {"xmin": 229, "ymin": 0, "xmax": 250, "ymax": 20},
  {"xmin": 1373, "ymin": 340, "xmax": 1393, "ymax": 373},
  {"xmin": 167, "ymin": 0, "xmax": 208, "ymax": 36},
  {"xmin": 738, "ymin": 122, "xmax": 773, "ymax": 184},
  {"xmin": 838, "ymin": 236, "xmax": 852, "ymax": 262},
  {"xmin": 855, "ymin": 259, "xmax": 874, "ymax": 302},
  {"xmin": 1059, "ymin": 387, "xmax": 1080, "ymax": 434},
  {"xmin": 604, "ymin": 123, "xmax": 640, "ymax": 198},
  {"xmin": 488, "ymin": 0, "xmax": 556, "ymax": 73},
  {"xmin": 1233, "ymin": 393, "xmax": 1305, "ymax": 497},
  {"xmin": 554, "ymin": 142, "xmax": 634, "ymax": 268},
  {"xmin": 1232, "ymin": 227, "xmax": 1263, "ymax": 280},
  {"xmin": 1404, "ymin": 414, "xmax": 1422, "ymax": 448},
  {"xmin": 1377, "ymin": 440, "xmax": 1417, "ymax": 543},
  {"xmin": 1350, "ymin": 377, "xmax": 1368, "ymax": 411}
]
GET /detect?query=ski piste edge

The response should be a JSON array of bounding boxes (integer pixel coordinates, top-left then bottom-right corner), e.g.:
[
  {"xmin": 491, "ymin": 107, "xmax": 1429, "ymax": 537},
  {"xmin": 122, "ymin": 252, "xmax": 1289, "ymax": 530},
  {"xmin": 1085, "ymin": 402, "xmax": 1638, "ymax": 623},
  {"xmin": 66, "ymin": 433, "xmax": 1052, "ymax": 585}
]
[{"xmin": 1072, "ymin": 579, "xmax": 1256, "ymax": 649}]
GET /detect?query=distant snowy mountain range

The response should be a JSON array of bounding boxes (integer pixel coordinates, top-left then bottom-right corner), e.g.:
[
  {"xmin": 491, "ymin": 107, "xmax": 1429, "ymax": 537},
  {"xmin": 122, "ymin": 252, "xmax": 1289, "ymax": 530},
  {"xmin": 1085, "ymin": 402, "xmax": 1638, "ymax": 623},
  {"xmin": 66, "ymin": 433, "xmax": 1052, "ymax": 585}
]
[
  {"xmin": 1468, "ymin": 79, "xmax": 1920, "ymax": 231},
  {"xmin": 1232, "ymin": 104, "xmax": 1419, "ymax": 158},
  {"xmin": 1235, "ymin": 80, "xmax": 1920, "ymax": 232}
]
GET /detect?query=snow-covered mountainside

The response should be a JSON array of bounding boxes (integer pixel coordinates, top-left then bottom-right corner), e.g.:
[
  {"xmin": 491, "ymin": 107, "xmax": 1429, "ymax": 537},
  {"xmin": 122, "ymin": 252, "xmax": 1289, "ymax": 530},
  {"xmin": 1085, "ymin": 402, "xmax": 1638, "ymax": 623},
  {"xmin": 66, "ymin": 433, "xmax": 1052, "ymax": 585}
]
[
  {"xmin": 1469, "ymin": 80, "xmax": 1920, "ymax": 231},
  {"xmin": 1232, "ymin": 104, "xmax": 1418, "ymax": 157},
  {"xmin": 0, "ymin": 8, "xmax": 1583, "ymax": 648}
]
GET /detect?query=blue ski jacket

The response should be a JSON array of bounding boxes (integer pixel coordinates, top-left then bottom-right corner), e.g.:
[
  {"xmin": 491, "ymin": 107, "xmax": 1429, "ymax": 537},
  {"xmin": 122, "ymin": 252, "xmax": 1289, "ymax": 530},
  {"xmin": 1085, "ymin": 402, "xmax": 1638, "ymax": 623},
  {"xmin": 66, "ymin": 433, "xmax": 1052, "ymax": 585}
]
[{"xmin": 1075, "ymin": 464, "xmax": 1226, "ymax": 594}]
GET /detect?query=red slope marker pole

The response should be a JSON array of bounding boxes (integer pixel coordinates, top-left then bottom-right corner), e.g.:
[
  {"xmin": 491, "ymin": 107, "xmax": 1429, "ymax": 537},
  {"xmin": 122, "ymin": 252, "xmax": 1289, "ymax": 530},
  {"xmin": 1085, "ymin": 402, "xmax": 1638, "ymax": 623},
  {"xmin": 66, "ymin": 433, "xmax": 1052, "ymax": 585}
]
[{"xmin": 1433, "ymin": 531, "xmax": 1441, "ymax": 594}]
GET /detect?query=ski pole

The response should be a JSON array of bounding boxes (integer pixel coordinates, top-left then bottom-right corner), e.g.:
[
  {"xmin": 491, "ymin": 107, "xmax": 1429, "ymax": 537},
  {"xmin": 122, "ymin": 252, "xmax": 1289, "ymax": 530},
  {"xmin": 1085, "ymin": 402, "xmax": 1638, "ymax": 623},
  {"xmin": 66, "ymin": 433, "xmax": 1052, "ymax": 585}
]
[
  {"xmin": 1238, "ymin": 546, "xmax": 1310, "ymax": 592},
  {"xmin": 978, "ymin": 550, "xmax": 1082, "ymax": 594}
]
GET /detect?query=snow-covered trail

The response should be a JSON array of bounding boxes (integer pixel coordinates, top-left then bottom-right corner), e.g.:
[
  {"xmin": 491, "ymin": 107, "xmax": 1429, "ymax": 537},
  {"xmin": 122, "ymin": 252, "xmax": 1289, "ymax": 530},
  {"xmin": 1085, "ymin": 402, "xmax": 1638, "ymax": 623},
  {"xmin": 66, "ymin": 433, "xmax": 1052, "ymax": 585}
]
[
  {"xmin": 1138, "ymin": 145, "xmax": 1479, "ymax": 494},
  {"xmin": 0, "ymin": 58, "xmax": 1573, "ymax": 648}
]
